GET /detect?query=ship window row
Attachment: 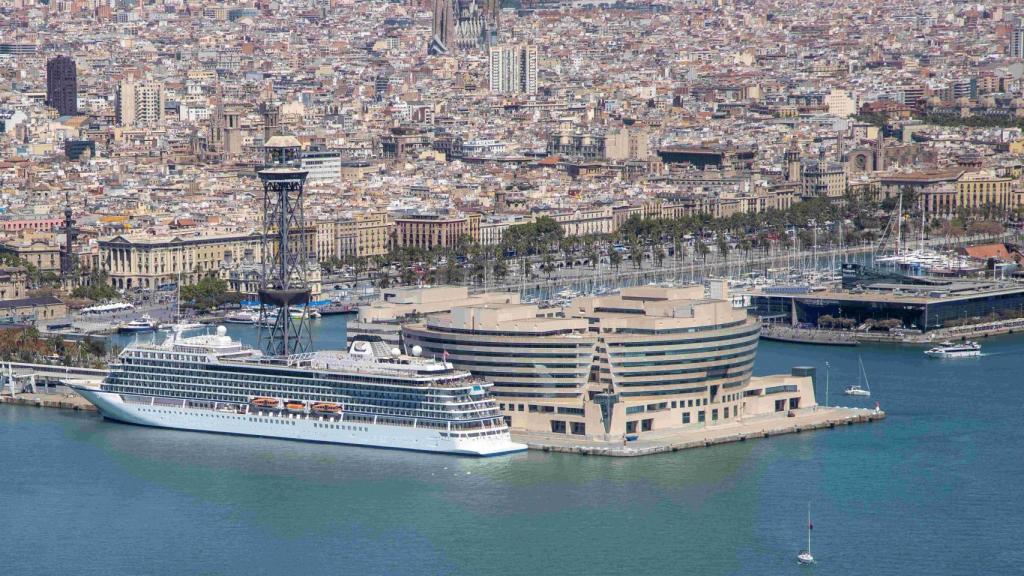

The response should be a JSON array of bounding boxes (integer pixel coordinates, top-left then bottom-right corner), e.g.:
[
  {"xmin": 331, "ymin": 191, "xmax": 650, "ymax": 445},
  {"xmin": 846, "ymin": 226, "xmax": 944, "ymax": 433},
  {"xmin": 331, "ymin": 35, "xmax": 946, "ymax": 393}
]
[
  {"xmin": 112, "ymin": 376, "xmax": 455, "ymax": 408},
  {"xmin": 114, "ymin": 367, "xmax": 470, "ymax": 400},
  {"xmin": 108, "ymin": 383, "xmax": 497, "ymax": 419},
  {"xmin": 199, "ymin": 362, "xmax": 452, "ymax": 389},
  {"xmin": 121, "ymin": 386, "xmax": 502, "ymax": 422}
]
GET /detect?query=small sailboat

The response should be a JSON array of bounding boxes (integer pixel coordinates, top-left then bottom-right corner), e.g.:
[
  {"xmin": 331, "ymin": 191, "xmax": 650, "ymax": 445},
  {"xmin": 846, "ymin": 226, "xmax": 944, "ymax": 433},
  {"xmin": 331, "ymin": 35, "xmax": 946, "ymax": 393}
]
[
  {"xmin": 797, "ymin": 504, "xmax": 815, "ymax": 564},
  {"xmin": 844, "ymin": 356, "xmax": 872, "ymax": 397}
]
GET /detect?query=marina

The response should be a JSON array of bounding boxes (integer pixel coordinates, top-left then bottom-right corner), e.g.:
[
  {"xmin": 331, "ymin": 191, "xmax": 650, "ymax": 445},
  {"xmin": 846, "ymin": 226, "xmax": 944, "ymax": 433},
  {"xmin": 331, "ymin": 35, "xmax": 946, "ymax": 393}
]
[{"xmin": 2, "ymin": 336, "xmax": 1021, "ymax": 575}]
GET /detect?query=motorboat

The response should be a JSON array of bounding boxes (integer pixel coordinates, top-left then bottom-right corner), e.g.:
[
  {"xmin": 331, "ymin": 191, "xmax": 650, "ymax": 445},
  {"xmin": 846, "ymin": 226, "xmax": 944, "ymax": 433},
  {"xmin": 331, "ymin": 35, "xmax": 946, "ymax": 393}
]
[
  {"xmin": 924, "ymin": 341, "xmax": 981, "ymax": 358},
  {"xmin": 117, "ymin": 314, "xmax": 158, "ymax": 333}
]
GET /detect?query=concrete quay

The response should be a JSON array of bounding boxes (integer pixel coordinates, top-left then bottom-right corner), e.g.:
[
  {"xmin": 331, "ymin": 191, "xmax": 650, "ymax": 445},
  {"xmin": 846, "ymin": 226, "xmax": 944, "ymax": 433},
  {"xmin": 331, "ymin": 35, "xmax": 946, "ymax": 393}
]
[
  {"xmin": 0, "ymin": 391, "xmax": 97, "ymax": 412},
  {"xmin": 511, "ymin": 406, "xmax": 884, "ymax": 457}
]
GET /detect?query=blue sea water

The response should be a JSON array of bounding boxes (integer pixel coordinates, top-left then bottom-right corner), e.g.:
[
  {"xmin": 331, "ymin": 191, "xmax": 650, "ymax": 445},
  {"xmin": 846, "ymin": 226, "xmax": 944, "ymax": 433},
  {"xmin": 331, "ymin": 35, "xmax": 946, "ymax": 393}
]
[{"xmin": 3, "ymin": 317, "xmax": 1024, "ymax": 575}]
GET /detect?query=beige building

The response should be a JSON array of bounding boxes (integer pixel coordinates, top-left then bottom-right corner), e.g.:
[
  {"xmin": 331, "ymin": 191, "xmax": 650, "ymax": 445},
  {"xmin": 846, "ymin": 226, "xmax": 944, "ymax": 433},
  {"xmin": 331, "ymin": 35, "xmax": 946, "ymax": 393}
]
[
  {"xmin": 358, "ymin": 285, "xmax": 519, "ymax": 323},
  {"xmin": 403, "ymin": 284, "xmax": 816, "ymax": 442},
  {"xmin": 880, "ymin": 170, "xmax": 1017, "ymax": 218},
  {"xmin": 394, "ymin": 213, "xmax": 480, "ymax": 251},
  {"xmin": 99, "ymin": 231, "xmax": 263, "ymax": 291},
  {"xmin": 604, "ymin": 125, "xmax": 651, "ymax": 161},
  {"xmin": 0, "ymin": 294, "xmax": 67, "ymax": 322},
  {"xmin": 551, "ymin": 206, "xmax": 614, "ymax": 237},
  {"xmin": 0, "ymin": 235, "xmax": 61, "ymax": 272},
  {"xmin": 0, "ymin": 267, "xmax": 28, "ymax": 300},
  {"xmin": 337, "ymin": 212, "xmax": 393, "ymax": 260}
]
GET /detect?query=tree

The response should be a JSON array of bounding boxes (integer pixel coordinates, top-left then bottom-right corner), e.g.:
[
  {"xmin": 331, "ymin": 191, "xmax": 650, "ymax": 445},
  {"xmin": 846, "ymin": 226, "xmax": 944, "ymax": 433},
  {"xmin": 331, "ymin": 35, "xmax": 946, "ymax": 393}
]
[
  {"xmin": 629, "ymin": 237, "xmax": 644, "ymax": 270},
  {"xmin": 609, "ymin": 246, "xmax": 623, "ymax": 273},
  {"xmin": 71, "ymin": 270, "xmax": 120, "ymax": 301},
  {"xmin": 695, "ymin": 239, "xmax": 710, "ymax": 264},
  {"xmin": 180, "ymin": 273, "xmax": 239, "ymax": 311},
  {"xmin": 493, "ymin": 257, "xmax": 509, "ymax": 282}
]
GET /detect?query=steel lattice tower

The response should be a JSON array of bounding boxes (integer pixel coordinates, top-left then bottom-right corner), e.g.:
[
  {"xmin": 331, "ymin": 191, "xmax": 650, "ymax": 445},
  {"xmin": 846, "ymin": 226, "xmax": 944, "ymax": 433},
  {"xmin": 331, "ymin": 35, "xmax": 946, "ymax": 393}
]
[{"xmin": 257, "ymin": 136, "xmax": 312, "ymax": 358}]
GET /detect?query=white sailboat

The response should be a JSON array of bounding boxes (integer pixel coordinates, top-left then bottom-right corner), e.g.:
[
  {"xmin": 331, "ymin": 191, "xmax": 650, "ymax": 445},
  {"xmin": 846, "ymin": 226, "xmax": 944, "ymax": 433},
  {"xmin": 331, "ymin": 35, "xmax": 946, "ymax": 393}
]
[
  {"xmin": 797, "ymin": 504, "xmax": 815, "ymax": 564},
  {"xmin": 844, "ymin": 356, "xmax": 872, "ymax": 397}
]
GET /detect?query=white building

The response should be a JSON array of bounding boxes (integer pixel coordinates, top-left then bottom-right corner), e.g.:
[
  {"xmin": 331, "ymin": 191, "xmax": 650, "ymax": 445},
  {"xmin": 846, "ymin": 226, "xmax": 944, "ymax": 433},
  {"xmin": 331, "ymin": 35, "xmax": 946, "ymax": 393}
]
[
  {"xmin": 300, "ymin": 150, "xmax": 342, "ymax": 184},
  {"xmin": 115, "ymin": 80, "xmax": 165, "ymax": 127},
  {"xmin": 488, "ymin": 43, "xmax": 538, "ymax": 95}
]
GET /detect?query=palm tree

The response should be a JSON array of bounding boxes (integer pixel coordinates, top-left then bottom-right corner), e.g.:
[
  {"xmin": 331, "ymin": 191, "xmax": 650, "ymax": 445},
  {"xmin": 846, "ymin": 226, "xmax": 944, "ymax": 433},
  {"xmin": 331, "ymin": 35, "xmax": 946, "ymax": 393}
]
[
  {"xmin": 695, "ymin": 239, "xmax": 710, "ymax": 265},
  {"xmin": 609, "ymin": 245, "xmax": 623, "ymax": 274},
  {"xmin": 629, "ymin": 237, "xmax": 644, "ymax": 270}
]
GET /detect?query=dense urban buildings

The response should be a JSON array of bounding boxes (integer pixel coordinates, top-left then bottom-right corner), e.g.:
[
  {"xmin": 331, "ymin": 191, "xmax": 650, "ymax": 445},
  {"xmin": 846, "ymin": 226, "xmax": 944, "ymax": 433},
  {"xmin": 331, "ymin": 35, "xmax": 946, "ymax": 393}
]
[{"xmin": 0, "ymin": 0, "xmax": 1023, "ymax": 311}]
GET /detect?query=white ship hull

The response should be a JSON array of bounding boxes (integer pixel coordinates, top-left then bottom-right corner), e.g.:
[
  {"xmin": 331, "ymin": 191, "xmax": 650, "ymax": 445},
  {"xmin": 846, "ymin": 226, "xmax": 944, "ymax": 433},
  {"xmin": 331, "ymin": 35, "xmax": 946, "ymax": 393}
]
[
  {"xmin": 72, "ymin": 386, "xmax": 527, "ymax": 457},
  {"xmin": 924, "ymin": 350, "xmax": 980, "ymax": 358}
]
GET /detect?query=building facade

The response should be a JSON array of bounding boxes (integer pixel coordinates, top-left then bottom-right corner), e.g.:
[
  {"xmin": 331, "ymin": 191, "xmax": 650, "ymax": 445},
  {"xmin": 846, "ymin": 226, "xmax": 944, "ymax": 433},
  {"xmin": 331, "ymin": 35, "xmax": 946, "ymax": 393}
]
[
  {"xmin": 404, "ymin": 285, "xmax": 810, "ymax": 442},
  {"xmin": 488, "ymin": 43, "xmax": 538, "ymax": 95},
  {"xmin": 337, "ymin": 212, "xmax": 394, "ymax": 259},
  {"xmin": 46, "ymin": 55, "xmax": 77, "ymax": 117},
  {"xmin": 394, "ymin": 213, "xmax": 480, "ymax": 251},
  {"xmin": 99, "ymin": 232, "xmax": 263, "ymax": 291},
  {"xmin": 115, "ymin": 80, "xmax": 165, "ymax": 127}
]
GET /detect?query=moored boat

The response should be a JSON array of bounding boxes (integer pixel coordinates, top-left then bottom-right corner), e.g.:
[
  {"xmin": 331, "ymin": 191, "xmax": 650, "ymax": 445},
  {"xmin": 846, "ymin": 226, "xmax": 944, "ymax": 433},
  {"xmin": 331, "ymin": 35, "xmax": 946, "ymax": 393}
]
[
  {"xmin": 66, "ymin": 328, "xmax": 526, "ymax": 456},
  {"xmin": 117, "ymin": 314, "xmax": 159, "ymax": 333},
  {"xmin": 924, "ymin": 340, "xmax": 981, "ymax": 358}
]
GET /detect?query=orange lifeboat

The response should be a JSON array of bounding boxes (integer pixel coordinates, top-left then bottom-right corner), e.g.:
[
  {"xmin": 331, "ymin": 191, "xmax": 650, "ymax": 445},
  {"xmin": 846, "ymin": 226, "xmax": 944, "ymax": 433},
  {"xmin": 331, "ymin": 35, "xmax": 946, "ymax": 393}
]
[
  {"xmin": 251, "ymin": 397, "xmax": 279, "ymax": 409},
  {"xmin": 312, "ymin": 402, "xmax": 341, "ymax": 414},
  {"xmin": 285, "ymin": 401, "xmax": 306, "ymax": 413}
]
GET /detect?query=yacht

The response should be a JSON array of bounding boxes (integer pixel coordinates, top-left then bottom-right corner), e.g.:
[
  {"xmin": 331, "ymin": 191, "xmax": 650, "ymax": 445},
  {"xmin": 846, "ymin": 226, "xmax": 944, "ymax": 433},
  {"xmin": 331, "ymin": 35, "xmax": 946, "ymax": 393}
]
[
  {"xmin": 117, "ymin": 314, "xmax": 158, "ymax": 333},
  {"xmin": 224, "ymin": 310, "xmax": 259, "ymax": 324},
  {"xmin": 67, "ymin": 328, "xmax": 525, "ymax": 456},
  {"xmin": 924, "ymin": 341, "xmax": 981, "ymax": 358}
]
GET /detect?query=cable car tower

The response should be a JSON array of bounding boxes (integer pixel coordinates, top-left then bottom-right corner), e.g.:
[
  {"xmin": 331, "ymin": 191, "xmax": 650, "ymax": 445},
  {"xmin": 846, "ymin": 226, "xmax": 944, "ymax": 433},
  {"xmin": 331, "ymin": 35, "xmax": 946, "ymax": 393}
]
[{"xmin": 257, "ymin": 135, "xmax": 312, "ymax": 358}]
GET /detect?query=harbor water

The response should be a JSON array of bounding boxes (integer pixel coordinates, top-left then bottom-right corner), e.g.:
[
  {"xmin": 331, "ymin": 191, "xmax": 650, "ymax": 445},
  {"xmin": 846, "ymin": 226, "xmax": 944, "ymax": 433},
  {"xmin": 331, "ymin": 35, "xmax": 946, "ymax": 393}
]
[{"xmin": 3, "ymin": 315, "xmax": 1024, "ymax": 575}]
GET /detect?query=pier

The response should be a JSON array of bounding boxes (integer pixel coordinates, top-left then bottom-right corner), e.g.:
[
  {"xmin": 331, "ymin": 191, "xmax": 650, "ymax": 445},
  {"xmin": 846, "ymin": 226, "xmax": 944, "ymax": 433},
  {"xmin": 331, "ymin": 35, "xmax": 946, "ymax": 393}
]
[
  {"xmin": 0, "ymin": 362, "xmax": 106, "ymax": 412},
  {"xmin": 512, "ymin": 406, "xmax": 884, "ymax": 457}
]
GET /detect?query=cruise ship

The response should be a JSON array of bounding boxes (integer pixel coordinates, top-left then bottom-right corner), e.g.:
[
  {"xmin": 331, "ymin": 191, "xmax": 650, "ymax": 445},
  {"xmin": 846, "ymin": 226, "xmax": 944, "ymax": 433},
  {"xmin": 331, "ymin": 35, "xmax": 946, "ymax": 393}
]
[{"xmin": 68, "ymin": 327, "xmax": 526, "ymax": 456}]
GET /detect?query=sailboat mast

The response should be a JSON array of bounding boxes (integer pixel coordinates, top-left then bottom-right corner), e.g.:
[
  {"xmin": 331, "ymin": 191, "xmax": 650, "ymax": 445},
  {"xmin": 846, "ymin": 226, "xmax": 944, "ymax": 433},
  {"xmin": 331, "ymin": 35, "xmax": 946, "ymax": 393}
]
[
  {"xmin": 807, "ymin": 503, "xmax": 812, "ymax": 555},
  {"xmin": 896, "ymin": 193, "xmax": 902, "ymax": 257}
]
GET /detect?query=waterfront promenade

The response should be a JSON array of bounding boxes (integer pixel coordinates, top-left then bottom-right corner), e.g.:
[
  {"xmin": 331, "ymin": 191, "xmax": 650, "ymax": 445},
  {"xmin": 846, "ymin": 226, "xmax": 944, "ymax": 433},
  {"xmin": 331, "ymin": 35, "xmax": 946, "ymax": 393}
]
[{"xmin": 513, "ymin": 406, "xmax": 883, "ymax": 456}]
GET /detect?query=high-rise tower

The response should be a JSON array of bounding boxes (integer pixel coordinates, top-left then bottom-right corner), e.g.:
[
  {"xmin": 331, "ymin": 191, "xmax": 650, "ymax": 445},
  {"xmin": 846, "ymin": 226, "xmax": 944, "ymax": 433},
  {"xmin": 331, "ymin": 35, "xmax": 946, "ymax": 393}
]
[
  {"xmin": 257, "ymin": 135, "xmax": 312, "ymax": 358},
  {"xmin": 1012, "ymin": 17, "xmax": 1024, "ymax": 58},
  {"xmin": 46, "ymin": 56, "xmax": 77, "ymax": 116}
]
